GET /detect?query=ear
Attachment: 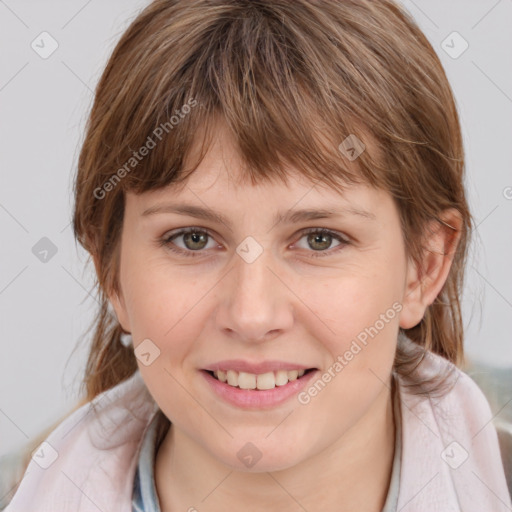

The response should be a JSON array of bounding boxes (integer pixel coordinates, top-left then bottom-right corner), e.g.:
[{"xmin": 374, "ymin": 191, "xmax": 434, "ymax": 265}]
[
  {"xmin": 399, "ymin": 208, "xmax": 463, "ymax": 329},
  {"xmin": 92, "ymin": 252, "xmax": 132, "ymax": 333}
]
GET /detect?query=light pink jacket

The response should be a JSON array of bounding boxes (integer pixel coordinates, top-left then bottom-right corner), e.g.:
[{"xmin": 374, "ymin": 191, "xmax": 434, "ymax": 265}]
[{"xmin": 4, "ymin": 347, "xmax": 512, "ymax": 511}]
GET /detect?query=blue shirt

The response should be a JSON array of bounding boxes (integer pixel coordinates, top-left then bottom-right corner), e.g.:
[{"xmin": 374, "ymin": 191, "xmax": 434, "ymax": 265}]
[{"xmin": 131, "ymin": 412, "xmax": 162, "ymax": 512}]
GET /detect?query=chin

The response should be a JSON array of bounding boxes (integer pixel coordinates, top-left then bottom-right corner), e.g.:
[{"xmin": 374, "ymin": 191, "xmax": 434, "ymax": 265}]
[{"xmin": 213, "ymin": 443, "xmax": 305, "ymax": 473}]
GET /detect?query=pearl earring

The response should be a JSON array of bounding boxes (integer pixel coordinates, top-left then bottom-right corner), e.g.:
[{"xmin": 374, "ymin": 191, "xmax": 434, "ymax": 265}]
[{"xmin": 120, "ymin": 332, "xmax": 133, "ymax": 347}]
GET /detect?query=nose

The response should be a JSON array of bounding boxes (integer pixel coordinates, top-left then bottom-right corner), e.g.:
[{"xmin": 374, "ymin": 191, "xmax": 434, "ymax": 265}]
[{"xmin": 216, "ymin": 242, "xmax": 294, "ymax": 343}]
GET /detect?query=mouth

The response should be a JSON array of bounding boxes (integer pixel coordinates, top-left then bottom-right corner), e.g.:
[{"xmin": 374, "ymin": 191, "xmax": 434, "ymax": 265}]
[{"xmin": 202, "ymin": 368, "xmax": 318, "ymax": 391}]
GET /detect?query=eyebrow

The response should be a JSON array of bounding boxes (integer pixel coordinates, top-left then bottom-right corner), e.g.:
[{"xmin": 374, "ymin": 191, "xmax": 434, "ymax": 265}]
[{"xmin": 141, "ymin": 203, "xmax": 376, "ymax": 227}]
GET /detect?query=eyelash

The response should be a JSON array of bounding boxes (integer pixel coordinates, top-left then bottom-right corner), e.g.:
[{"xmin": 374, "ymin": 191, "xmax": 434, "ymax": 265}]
[{"xmin": 159, "ymin": 227, "xmax": 351, "ymax": 259}]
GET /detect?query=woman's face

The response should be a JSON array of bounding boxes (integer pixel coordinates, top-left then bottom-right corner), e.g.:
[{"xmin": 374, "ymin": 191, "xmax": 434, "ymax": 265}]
[{"xmin": 111, "ymin": 126, "xmax": 412, "ymax": 472}]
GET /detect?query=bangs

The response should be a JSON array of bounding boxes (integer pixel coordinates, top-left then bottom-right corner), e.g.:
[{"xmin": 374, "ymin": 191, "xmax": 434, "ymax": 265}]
[{"xmin": 126, "ymin": 105, "xmax": 375, "ymax": 196}]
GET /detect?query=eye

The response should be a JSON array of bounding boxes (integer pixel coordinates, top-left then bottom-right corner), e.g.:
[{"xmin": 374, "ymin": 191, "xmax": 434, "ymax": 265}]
[
  {"xmin": 159, "ymin": 227, "xmax": 350, "ymax": 259},
  {"xmin": 160, "ymin": 227, "xmax": 218, "ymax": 257},
  {"xmin": 293, "ymin": 228, "xmax": 350, "ymax": 258}
]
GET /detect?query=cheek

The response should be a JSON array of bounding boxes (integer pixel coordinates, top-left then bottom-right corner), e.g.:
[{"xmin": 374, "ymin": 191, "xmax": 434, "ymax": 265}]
[
  {"xmin": 294, "ymin": 274, "xmax": 401, "ymax": 434},
  {"xmin": 298, "ymin": 259, "xmax": 404, "ymax": 354},
  {"xmin": 121, "ymin": 263, "xmax": 210, "ymax": 424},
  {"xmin": 120, "ymin": 248, "xmax": 201, "ymax": 336},
  {"xmin": 126, "ymin": 282, "xmax": 208, "ymax": 360}
]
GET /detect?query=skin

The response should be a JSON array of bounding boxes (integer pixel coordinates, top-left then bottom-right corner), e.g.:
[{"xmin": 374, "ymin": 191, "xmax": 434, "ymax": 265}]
[{"xmin": 107, "ymin": 121, "xmax": 461, "ymax": 511}]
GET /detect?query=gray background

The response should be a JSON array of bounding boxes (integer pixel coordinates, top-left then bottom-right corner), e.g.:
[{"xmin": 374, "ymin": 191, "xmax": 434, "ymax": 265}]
[{"xmin": 1, "ymin": 0, "xmax": 511, "ymax": 458}]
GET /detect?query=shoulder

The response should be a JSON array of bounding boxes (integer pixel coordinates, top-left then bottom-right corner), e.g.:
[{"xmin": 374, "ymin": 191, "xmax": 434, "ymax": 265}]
[
  {"xmin": 397, "ymin": 339, "xmax": 493, "ymax": 420},
  {"xmin": 0, "ymin": 447, "xmax": 29, "ymax": 511},
  {"xmin": 2, "ymin": 371, "xmax": 158, "ymax": 511},
  {"xmin": 396, "ymin": 335, "xmax": 496, "ymax": 420},
  {"xmin": 404, "ymin": 345, "xmax": 512, "ymax": 499},
  {"xmin": 410, "ymin": 348, "xmax": 499, "ymax": 432},
  {"xmin": 494, "ymin": 420, "xmax": 512, "ymax": 500},
  {"xmin": 464, "ymin": 360, "xmax": 512, "ymax": 500}
]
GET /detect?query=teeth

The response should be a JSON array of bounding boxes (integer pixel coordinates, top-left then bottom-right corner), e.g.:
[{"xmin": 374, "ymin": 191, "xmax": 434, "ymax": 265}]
[
  {"xmin": 227, "ymin": 369, "xmax": 238, "ymax": 386},
  {"xmin": 212, "ymin": 368, "xmax": 307, "ymax": 389},
  {"xmin": 288, "ymin": 370, "xmax": 299, "ymax": 381},
  {"xmin": 238, "ymin": 371, "xmax": 256, "ymax": 390},
  {"xmin": 275, "ymin": 370, "xmax": 289, "ymax": 386},
  {"xmin": 255, "ymin": 372, "xmax": 275, "ymax": 390}
]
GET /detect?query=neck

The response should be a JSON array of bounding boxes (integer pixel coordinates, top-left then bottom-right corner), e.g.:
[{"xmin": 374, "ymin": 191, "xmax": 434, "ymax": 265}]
[{"xmin": 155, "ymin": 380, "xmax": 396, "ymax": 512}]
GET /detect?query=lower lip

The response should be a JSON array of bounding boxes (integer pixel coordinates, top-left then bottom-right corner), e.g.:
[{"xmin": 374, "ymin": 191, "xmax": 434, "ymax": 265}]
[{"xmin": 200, "ymin": 369, "xmax": 319, "ymax": 409}]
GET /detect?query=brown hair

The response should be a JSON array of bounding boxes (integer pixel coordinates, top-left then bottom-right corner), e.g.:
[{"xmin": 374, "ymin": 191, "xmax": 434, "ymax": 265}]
[{"xmin": 10, "ymin": 0, "xmax": 473, "ymax": 487}]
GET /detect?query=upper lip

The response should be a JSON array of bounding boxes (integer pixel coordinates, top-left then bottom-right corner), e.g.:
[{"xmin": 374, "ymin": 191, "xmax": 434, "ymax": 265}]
[{"xmin": 203, "ymin": 360, "xmax": 316, "ymax": 374}]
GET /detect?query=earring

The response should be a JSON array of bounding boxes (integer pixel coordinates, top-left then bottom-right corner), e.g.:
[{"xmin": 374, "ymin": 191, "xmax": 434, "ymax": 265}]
[{"xmin": 120, "ymin": 332, "xmax": 133, "ymax": 347}]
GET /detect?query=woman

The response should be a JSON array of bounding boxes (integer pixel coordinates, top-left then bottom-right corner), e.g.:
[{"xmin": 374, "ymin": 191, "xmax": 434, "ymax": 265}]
[{"xmin": 3, "ymin": 0, "xmax": 511, "ymax": 510}]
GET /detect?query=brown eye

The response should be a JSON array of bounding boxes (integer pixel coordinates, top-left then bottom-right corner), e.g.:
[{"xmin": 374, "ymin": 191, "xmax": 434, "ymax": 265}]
[
  {"xmin": 180, "ymin": 230, "xmax": 209, "ymax": 250},
  {"xmin": 161, "ymin": 228, "xmax": 216, "ymax": 257},
  {"xmin": 307, "ymin": 232, "xmax": 334, "ymax": 251},
  {"xmin": 294, "ymin": 228, "xmax": 350, "ymax": 258}
]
